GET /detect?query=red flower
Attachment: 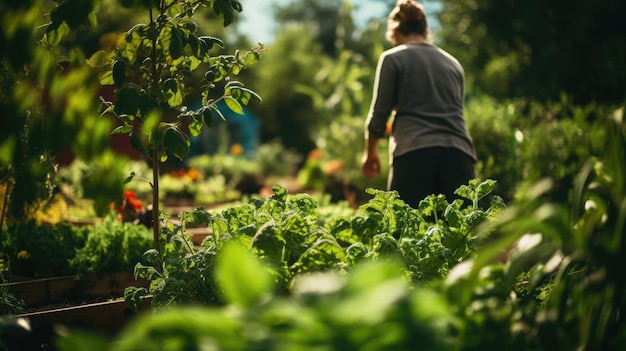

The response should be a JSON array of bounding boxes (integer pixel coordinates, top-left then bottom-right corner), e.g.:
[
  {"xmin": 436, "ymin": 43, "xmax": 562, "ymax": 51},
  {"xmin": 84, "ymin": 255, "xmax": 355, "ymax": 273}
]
[
  {"xmin": 127, "ymin": 197, "xmax": 143, "ymax": 210},
  {"xmin": 114, "ymin": 190, "xmax": 145, "ymax": 222}
]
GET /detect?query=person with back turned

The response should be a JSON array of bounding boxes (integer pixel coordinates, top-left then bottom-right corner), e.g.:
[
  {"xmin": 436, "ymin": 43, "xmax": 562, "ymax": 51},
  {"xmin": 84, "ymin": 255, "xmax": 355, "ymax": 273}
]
[{"xmin": 361, "ymin": 0, "xmax": 477, "ymax": 208}]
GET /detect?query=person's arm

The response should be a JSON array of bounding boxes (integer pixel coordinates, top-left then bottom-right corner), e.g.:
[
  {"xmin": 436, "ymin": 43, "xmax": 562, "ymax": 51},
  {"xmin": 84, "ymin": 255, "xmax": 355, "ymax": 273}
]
[
  {"xmin": 362, "ymin": 52, "xmax": 395, "ymax": 178},
  {"xmin": 361, "ymin": 137, "xmax": 381, "ymax": 178}
]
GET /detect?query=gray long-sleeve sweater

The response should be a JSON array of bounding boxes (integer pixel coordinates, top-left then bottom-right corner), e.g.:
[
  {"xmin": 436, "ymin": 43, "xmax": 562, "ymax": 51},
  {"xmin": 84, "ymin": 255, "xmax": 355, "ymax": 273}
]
[{"xmin": 365, "ymin": 42, "xmax": 476, "ymax": 161}]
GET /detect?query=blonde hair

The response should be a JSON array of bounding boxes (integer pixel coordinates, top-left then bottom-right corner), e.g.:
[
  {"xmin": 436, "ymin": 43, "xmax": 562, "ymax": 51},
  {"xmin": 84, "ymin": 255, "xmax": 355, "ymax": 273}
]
[{"xmin": 386, "ymin": 0, "xmax": 429, "ymax": 40}]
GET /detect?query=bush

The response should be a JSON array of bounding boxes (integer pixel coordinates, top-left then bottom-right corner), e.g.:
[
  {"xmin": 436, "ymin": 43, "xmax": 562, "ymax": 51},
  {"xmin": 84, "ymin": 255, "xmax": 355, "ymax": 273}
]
[
  {"xmin": 1, "ymin": 221, "xmax": 88, "ymax": 278},
  {"xmin": 70, "ymin": 213, "xmax": 153, "ymax": 278},
  {"xmin": 467, "ymin": 96, "xmax": 609, "ymax": 202}
]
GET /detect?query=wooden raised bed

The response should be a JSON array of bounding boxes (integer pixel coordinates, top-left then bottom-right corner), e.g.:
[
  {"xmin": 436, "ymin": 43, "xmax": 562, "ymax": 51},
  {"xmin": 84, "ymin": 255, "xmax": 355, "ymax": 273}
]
[
  {"xmin": 13, "ymin": 296, "xmax": 152, "ymax": 334},
  {"xmin": 5, "ymin": 271, "xmax": 148, "ymax": 308},
  {"xmin": 3, "ymin": 272, "xmax": 152, "ymax": 349}
]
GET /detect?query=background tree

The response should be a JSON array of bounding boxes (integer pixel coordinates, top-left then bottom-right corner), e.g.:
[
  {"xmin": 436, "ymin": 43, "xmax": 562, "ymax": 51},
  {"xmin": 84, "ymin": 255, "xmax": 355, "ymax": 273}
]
[
  {"xmin": 273, "ymin": 0, "xmax": 342, "ymax": 57},
  {"xmin": 437, "ymin": 0, "xmax": 626, "ymax": 104},
  {"xmin": 245, "ymin": 26, "xmax": 328, "ymax": 156}
]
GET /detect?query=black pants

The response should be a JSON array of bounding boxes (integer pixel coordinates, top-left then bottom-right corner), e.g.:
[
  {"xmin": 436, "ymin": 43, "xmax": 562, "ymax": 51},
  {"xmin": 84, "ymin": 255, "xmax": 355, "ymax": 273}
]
[{"xmin": 389, "ymin": 147, "xmax": 475, "ymax": 208}]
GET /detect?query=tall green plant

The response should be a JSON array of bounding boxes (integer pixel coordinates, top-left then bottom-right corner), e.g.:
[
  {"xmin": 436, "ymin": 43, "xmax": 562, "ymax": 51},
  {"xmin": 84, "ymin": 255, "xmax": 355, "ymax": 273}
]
[
  {"xmin": 44, "ymin": 0, "xmax": 265, "ymax": 252},
  {"xmin": 444, "ymin": 107, "xmax": 626, "ymax": 350}
]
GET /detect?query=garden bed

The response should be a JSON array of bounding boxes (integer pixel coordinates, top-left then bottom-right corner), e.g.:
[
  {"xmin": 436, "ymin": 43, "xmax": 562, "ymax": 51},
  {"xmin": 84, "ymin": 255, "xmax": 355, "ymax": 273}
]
[
  {"xmin": 4, "ymin": 271, "xmax": 147, "ymax": 310},
  {"xmin": 3, "ymin": 272, "xmax": 152, "ymax": 349},
  {"xmin": 13, "ymin": 296, "xmax": 152, "ymax": 334}
]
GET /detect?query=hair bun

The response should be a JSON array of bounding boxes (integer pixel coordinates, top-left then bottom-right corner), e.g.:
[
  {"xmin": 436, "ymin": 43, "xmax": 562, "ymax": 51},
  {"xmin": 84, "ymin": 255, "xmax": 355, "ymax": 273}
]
[
  {"xmin": 396, "ymin": 0, "xmax": 426, "ymax": 22},
  {"xmin": 388, "ymin": 0, "xmax": 429, "ymax": 38}
]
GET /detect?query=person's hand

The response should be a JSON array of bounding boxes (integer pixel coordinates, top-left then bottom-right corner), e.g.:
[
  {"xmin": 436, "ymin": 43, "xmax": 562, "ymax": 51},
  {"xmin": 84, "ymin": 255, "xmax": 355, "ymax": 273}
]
[{"xmin": 361, "ymin": 151, "xmax": 381, "ymax": 178}]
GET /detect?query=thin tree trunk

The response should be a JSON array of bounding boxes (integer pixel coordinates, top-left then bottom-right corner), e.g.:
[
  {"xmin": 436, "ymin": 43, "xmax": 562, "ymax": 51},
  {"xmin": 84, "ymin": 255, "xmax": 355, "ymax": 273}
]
[{"xmin": 151, "ymin": 148, "xmax": 160, "ymax": 253}]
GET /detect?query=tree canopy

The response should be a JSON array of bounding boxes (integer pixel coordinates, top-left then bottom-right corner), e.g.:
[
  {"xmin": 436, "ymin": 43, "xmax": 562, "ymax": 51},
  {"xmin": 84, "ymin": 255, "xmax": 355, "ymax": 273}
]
[{"xmin": 437, "ymin": 0, "xmax": 626, "ymax": 104}]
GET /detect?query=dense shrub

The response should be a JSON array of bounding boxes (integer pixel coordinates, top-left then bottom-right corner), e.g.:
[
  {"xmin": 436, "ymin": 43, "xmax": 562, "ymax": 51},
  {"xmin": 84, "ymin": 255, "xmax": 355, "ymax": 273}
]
[
  {"xmin": 1, "ymin": 214, "xmax": 152, "ymax": 279},
  {"xmin": 1, "ymin": 221, "xmax": 88, "ymax": 278},
  {"xmin": 70, "ymin": 213, "xmax": 153, "ymax": 278},
  {"xmin": 467, "ymin": 96, "xmax": 609, "ymax": 202}
]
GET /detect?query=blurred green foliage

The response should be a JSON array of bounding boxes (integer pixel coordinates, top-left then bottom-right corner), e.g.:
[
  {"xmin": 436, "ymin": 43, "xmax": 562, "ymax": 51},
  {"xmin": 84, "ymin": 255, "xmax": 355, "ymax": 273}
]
[
  {"xmin": 1, "ymin": 221, "xmax": 89, "ymax": 278},
  {"xmin": 59, "ymin": 106, "xmax": 626, "ymax": 351},
  {"xmin": 466, "ymin": 95, "xmax": 611, "ymax": 202},
  {"xmin": 436, "ymin": 0, "xmax": 626, "ymax": 104}
]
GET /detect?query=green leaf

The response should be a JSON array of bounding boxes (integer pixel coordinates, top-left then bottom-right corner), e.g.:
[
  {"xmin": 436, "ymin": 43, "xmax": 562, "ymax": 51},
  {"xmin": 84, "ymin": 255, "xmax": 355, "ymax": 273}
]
[
  {"xmin": 123, "ymin": 286, "xmax": 150, "ymax": 312},
  {"xmin": 188, "ymin": 34, "xmax": 200, "ymax": 57},
  {"xmin": 134, "ymin": 263, "xmax": 161, "ymax": 280},
  {"xmin": 231, "ymin": 86, "xmax": 262, "ymax": 105},
  {"xmin": 160, "ymin": 25, "xmax": 173, "ymax": 56},
  {"xmin": 163, "ymin": 78, "xmax": 184, "ymax": 107},
  {"xmin": 86, "ymin": 50, "xmax": 109, "ymax": 68},
  {"xmin": 189, "ymin": 118, "xmax": 203, "ymax": 137},
  {"xmin": 170, "ymin": 27, "xmax": 184, "ymax": 59},
  {"xmin": 243, "ymin": 51, "xmax": 261, "ymax": 66},
  {"xmin": 45, "ymin": 21, "xmax": 70, "ymax": 46},
  {"xmin": 111, "ymin": 125, "xmax": 134, "ymax": 134},
  {"xmin": 204, "ymin": 70, "xmax": 216, "ymax": 82},
  {"xmin": 122, "ymin": 172, "xmax": 136, "ymax": 184},
  {"xmin": 114, "ymin": 83, "xmax": 142, "ymax": 115},
  {"xmin": 112, "ymin": 60, "xmax": 126, "ymax": 87},
  {"xmin": 138, "ymin": 94, "xmax": 159, "ymax": 116},
  {"xmin": 164, "ymin": 128, "xmax": 190, "ymax": 161},
  {"xmin": 224, "ymin": 97, "xmax": 243, "ymax": 115},
  {"xmin": 231, "ymin": 0, "xmax": 243, "ymax": 12},
  {"xmin": 130, "ymin": 132, "xmax": 151, "ymax": 160},
  {"xmin": 199, "ymin": 36, "xmax": 224, "ymax": 50},
  {"xmin": 99, "ymin": 70, "xmax": 114, "ymax": 85},
  {"xmin": 216, "ymin": 242, "xmax": 273, "ymax": 307},
  {"xmin": 148, "ymin": 127, "xmax": 166, "ymax": 148},
  {"xmin": 143, "ymin": 248, "xmax": 161, "ymax": 265},
  {"xmin": 202, "ymin": 108, "xmax": 213, "ymax": 127},
  {"xmin": 55, "ymin": 330, "xmax": 110, "ymax": 351}
]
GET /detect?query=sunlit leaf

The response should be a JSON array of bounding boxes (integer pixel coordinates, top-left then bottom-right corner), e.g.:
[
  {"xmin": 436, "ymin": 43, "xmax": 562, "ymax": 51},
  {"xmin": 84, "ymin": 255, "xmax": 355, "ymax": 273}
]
[
  {"xmin": 99, "ymin": 70, "xmax": 114, "ymax": 85},
  {"xmin": 243, "ymin": 51, "xmax": 261, "ymax": 66},
  {"xmin": 231, "ymin": 87, "xmax": 261, "ymax": 105},
  {"xmin": 86, "ymin": 50, "xmax": 109, "ymax": 68},
  {"xmin": 160, "ymin": 25, "xmax": 173, "ymax": 56},
  {"xmin": 55, "ymin": 329, "xmax": 110, "ymax": 351},
  {"xmin": 189, "ymin": 118, "xmax": 203, "ymax": 137},
  {"xmin": 45, "ymin": 21, "xmax": 70, "ymax": 46},
  {"xmin": 216, "ymin": 242, "xmax": 273, "ymax": 307},
  {"xmin": 111, "ymin": 125, "xmax": 134, "ymax": 134},
  {"xmin": 224, "ymin": 97, "xmax": 243, "ymax": 115},
  {"xmin": 163, "ymin": 78, "xmax": 184, "ymax": 107}
]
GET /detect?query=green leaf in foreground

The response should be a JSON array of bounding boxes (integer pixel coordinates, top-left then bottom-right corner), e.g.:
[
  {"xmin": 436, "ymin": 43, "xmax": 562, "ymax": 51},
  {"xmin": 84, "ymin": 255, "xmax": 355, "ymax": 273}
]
[{"xmin": 216, "ymin": 242, "xmax": 274, "ymax": 307}]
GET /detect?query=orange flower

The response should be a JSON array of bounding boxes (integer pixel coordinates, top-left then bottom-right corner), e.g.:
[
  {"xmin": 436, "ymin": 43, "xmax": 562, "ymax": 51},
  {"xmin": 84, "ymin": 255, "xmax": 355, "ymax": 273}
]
[
  {"xmin": 308, "ymin": 149, "xmax": 323, "ymax": 160},
  {"xmin": 385, "ymin": 122, "xmax": 392, "ymax": 136},
  {"xmin": 186, "ymin": 168, "xmax": 200, "ymax": 181},
  {"xmin": 230, "ymin": 143, "xmax": 244, "ymax": 156},
  {"xmin": 323, "ymin": 159, "xmax": 344, "ymax": 175}
]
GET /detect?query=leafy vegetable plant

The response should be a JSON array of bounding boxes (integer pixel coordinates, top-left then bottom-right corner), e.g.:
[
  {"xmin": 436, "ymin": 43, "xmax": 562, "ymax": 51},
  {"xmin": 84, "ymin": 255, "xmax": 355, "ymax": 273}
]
[
  {"xmin": 70, "ymin": 213, "xmax": 153, "ymax": 278},
  {"xmin": 125, "ymin": 179, "xmax": 504, "ymax": 311}
]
